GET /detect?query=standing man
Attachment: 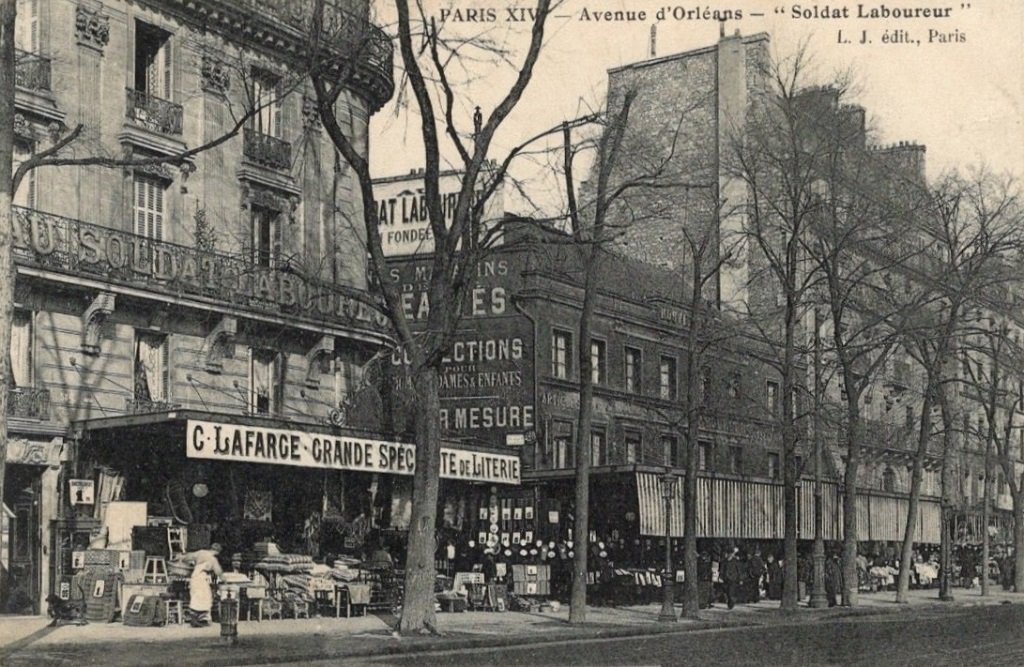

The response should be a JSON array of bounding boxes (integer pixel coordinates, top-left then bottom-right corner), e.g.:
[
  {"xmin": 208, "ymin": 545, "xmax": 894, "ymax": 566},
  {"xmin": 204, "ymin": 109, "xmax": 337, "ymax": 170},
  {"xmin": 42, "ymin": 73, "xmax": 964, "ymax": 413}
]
[
  {"xmin": 186, "ymin": 543, "xmax": 224, "ymax": 627},
  {"xmin": 748, "ymin": 548, "xmax": 766, "ymax": 603},
  {"xmin": 722, "ymin": 548, "xmax": 743, "ymax": 609},
  {"xmin": 824, "ymin": 552, "xmax": 843, "ymax": 608}
]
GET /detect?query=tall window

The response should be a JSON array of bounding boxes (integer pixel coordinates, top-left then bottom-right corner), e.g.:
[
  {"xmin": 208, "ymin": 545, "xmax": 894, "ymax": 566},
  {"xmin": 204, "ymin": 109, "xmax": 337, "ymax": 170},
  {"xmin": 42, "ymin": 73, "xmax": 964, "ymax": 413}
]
[
  {"xmin": 545, "ymin": 420, "xmax": 573, "ymax": 469},
  {"xmin": 590, "ymin": 339, "xmax": 606, "ymax": 385},
  {"xmin": 133, "ymin": 174, "xmax": 165, "ymax": 240},
  {"xmin": 659, "ymin": 355, "xmax": 677, "ymax": 400},
  {"xmin": 13, "ymin": 141, "xmax": 35, "ymax": 208},
  {"xmin": 766, "ymin": 380, "xmax": 779, "ymax": 413},
  {"xmin": 251, "ymin": 205, "xmax": 279, "ymax": 267},
  {"xmin": 729, "ymin": 446, "xmax": 742, "ymax": 474},
  {"xmin": 624, "ymin": 346, "xmax": 642, "ymax": 394},
  {"xmin": 15, "ymin": 0, "xmax": 39, "ymax": 53},
  {"xmin": 698, "ymin": 440, "xmax": 712, "ymax": 471},
  {"xmin": 551, "ymin": 329, "xmax": 571, "ymax": 380},
  {"xmin": 249, "ymin": 348, "xmax": 280, "ymax": 415},
  {"xmin": 591, "ymin": 429, "xmax": 606, "ymax": 467},
  {"xmin": 624, "ymin": 430, "xmax": 641, "ymax": 464},
  {"xmin": 661, "ymin": 434, "xmax": 678, "ymax": 467},
  {"xmin": 882, "ymin": 467, "xmax": 896, "ymax": 492},
  {"xmin": 251, "ymin": 69, "xmax": 282, "ymax": 137},
  {"xmin": 134, "ymin": 331, "xmax": 169, "ymax": 402},
  {"xmin": 10, "ymin": 310, "xmax": 33, "ymax": 387},
  {"xmin": 134, "ymin": 21, "xmax": 172, "ymax": 99},
  {"xmin": 768, "ymin": 452, "xmax": 780, "ymax": 480}
]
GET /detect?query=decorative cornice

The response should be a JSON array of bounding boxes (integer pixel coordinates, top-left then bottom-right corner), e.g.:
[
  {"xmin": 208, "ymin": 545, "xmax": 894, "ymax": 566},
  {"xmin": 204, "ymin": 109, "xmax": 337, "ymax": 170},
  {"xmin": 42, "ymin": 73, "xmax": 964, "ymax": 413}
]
[
  {"xmin": 240, "ymin": 180, "xmax": 300, "ymax": 213},
  {"xmin": 75, "ymin": 5, "xmax": 110, "ymax": 53}
]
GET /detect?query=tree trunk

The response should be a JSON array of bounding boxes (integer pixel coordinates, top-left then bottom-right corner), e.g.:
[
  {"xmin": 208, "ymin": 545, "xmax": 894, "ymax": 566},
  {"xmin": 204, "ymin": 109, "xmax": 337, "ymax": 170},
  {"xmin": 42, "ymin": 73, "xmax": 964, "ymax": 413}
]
[
  {"xmin": 981, "ymin": 446, "xmax": 991, "ymax": 597},
  {"xmin": 398, "ymin": 367, "xmax": 442, "ymax": 634},
  {"xmin": 1014, "ymin": 501, "xmax": 1024, "ymax": 592},
  {"xmin": 681, "ymin": 326, "xmax": 701, "ymax": 619},
  {"xmin": 896, "ymin": 385, "xmax": 934, "ymax": 603},
  {"xmin": 569, "ymin": 256, "xmax": 596, "ymax": 625},
  {"xmin": 781, "ymin": 313, "xmax": 798, "ymax": 612},
  {"xmin": 841, "ymin": 399, "xmax": 861, "ymax": 607},
  {"xmin": 0, "ymin": 0, "xmax": 19, "ymax": 566}
]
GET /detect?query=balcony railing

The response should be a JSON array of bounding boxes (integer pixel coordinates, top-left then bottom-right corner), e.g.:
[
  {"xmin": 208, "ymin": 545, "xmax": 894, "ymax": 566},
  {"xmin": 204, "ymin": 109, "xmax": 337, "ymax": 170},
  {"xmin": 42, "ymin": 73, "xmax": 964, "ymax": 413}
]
[
  {"xmin": 126, "ymin": 88, "xmax": 184, "ymax": 136},
  {"xmin": 8, "ymin": 386, "xmax": 51, "ymax": 420},
  {"xmin": 15, "ymin": 49, "xmax": 51, "ymax": 92},
  {"xmin": 125, "ymin": 397, "xmax": 180, "ymax": 414},
  {"xmin": 243, "ymin": 127, "xmax": 291, "ymax": 170},
  {"xmin": 12, "ymin": 207, "xmax": 388, "ymax": 334}
]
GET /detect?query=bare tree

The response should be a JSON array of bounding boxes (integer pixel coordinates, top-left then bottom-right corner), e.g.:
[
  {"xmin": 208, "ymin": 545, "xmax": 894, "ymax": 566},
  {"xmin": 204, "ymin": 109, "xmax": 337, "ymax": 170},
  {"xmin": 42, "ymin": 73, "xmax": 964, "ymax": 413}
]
[
  {"xmin": 307, "ymin": 0, "xmax": 553, "ymax": 634},
  {"xmin": 894, "ymin": 170, "xmax": 1024, "ymax": 602}
]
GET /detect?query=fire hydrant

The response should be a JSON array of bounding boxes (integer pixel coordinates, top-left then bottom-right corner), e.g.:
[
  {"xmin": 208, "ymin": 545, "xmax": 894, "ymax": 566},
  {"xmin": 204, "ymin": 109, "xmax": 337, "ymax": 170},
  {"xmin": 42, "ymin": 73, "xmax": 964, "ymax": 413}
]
[{"xmin": 219, "ymin": 592, "xmax": 238, "ymax": 646}]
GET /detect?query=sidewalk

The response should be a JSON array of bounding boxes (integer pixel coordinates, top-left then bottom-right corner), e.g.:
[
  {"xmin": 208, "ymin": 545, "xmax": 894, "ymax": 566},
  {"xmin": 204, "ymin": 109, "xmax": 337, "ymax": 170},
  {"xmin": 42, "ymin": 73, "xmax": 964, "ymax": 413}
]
[{"xmin": 3, "ymin": 587, "xmax": 1022, "ymax": 665}]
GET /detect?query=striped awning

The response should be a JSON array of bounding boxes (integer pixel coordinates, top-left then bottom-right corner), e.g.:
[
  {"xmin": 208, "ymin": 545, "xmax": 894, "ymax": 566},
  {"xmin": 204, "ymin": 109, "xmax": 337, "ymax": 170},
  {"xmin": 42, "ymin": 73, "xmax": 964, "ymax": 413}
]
[{"xmin": 637, "ymin": 473, "xmax": 942, "ymax": 543}]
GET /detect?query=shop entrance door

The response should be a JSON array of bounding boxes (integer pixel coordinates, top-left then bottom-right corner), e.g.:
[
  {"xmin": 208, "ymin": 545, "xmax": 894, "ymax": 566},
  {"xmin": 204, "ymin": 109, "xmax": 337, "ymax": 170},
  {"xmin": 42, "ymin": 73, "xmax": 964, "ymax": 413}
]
[{"xmin": 2, "ymin": 466, "xmax": 42, "ymax": 614}]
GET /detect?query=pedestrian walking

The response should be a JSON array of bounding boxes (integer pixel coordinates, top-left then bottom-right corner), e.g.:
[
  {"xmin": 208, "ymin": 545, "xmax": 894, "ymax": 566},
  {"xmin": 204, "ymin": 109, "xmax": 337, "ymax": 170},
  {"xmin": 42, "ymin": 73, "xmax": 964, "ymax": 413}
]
[
  {"xmin": 748, "ymin": 548, "xmax": 766, "ymax": 603},
  {"xmin": 722, "ymin": 548, "xmax": 743, "ymax": 609},
  {"xmin": 824, "ymin": 553, "xmax": 843, "ymax": 608}
]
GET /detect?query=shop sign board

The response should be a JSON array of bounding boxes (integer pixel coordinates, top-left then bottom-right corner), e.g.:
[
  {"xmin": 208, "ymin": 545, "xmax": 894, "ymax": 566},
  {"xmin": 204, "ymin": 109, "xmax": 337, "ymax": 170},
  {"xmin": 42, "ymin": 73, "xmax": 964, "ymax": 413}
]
[
  {"xmin": 69, "ymin": 479, "xmax": 95, "ymax": 505},
  {"xmin": 185, "ymin": 420, "xmax": 520, "ymax": 484}
]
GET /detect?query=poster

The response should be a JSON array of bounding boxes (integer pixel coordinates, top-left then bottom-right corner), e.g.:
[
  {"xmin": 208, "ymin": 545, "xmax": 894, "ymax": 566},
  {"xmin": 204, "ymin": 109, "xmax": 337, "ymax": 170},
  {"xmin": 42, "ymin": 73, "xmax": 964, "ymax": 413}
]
[{"xmin": 68, "ymin": 479, "xmax": 95, "ymax": 505}]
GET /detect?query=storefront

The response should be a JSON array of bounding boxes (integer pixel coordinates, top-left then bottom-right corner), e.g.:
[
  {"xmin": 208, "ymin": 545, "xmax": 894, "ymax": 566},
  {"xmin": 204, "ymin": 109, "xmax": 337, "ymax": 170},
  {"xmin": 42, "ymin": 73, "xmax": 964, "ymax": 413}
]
[{"xmin": 52, "ymin": 409, "xmax": 520, "ymax": 622}]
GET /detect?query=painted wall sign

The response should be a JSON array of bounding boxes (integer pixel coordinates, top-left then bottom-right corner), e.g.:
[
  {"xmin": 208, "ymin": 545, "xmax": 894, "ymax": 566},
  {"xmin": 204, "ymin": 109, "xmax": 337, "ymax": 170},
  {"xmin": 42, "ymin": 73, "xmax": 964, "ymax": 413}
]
[
  {"xmin": 185, "ymin": 420, "xmax": 520, "ymax": 484},
  {"xmin": 372, "ymin": 169, "xmax": 503, "ymax": 257}
]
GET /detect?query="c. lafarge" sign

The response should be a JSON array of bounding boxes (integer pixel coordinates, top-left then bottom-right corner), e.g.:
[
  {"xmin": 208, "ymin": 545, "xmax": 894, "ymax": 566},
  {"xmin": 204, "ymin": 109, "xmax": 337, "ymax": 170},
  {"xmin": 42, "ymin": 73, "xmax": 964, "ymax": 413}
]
[{"xmin": 186, "ymin": 420, "xmax": 521, "ymax": 485}]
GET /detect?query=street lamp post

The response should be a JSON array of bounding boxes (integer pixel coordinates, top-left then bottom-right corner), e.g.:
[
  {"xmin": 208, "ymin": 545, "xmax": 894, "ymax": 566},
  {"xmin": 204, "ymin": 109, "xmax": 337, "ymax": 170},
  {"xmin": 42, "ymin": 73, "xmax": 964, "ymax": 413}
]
[{"xmin": 658, "ymin": 470, "xmax": 678, "ymax": 622}]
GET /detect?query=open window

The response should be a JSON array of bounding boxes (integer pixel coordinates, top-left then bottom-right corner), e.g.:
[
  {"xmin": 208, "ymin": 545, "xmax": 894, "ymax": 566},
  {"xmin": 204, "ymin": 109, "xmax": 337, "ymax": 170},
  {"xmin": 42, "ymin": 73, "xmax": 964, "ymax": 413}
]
[{"xmin": 134, "ymin": 21, "xmax": 172, "ymax": 100}]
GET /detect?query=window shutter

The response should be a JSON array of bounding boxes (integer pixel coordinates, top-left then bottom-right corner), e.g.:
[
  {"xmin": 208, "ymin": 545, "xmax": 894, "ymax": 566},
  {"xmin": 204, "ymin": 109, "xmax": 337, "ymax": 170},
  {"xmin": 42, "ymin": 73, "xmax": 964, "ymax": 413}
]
[
  {"xmin": 162, "ymin": 39, "xmax": 172, "ymax": 100},
  {"xmin": 161, "ymin": 336, "xmax": 170, "ymax": 400}
]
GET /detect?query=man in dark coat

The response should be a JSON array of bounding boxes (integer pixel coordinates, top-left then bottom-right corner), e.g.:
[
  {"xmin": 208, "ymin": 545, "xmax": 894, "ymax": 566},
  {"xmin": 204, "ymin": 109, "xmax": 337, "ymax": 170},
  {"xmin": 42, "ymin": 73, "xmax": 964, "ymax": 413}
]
[
  {"xmin": 825, "ymin": 553, "xmax": 843, "ymax": 607},
  {"xmin": 766, "ymin": 553, "xmax": 783, "ymax": 600},
  {"xmin": 748, "ymin": 548, "xmax": 766, "ymax": 603},
  {"xmin": 721, "ymin": 548, "xmax": 743, "ymax": 609},
  {"xmin": 698, "ymin": 551, "xmax": 714, "ymax": 608}
]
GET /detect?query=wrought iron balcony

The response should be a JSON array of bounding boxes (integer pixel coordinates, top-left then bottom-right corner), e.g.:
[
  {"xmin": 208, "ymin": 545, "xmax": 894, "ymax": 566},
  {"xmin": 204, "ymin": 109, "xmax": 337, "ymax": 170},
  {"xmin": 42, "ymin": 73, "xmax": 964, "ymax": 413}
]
[
  {"xmin": 11, "ymin": 207, "xmax": 388, "ymax": 335},
  {"xmin": 15, "ymin": 49, "xmax": 51, "ymax": 92},
  {"xmin": 125, "ymin": 88, "xmax": 184, "ymax": 136},
  {"xmin": 125, "ymin": 397, "xmax": 180, "ymax": 414},
  {"xmin": 243, "ymin": 127, "xmax": 291, "ymax": 170},
  {"xmin": 8, "ymin": 386, "xmax": 51, "ymax": 420}
]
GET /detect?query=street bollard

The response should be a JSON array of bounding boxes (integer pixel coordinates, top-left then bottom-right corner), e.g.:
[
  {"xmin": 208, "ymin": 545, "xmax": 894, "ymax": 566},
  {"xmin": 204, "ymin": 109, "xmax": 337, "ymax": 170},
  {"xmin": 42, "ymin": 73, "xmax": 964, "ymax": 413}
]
[{"xmin": 219, "ymin": 593, "xmax": 238, "ymax": 646}]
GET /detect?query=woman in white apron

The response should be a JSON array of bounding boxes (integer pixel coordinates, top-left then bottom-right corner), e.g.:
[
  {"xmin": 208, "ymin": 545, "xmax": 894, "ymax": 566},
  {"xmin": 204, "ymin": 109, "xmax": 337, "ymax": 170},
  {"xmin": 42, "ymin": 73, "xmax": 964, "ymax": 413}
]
[{"xmin": 186, "ymin": 543, "xmax": 223, "ymax": 627}]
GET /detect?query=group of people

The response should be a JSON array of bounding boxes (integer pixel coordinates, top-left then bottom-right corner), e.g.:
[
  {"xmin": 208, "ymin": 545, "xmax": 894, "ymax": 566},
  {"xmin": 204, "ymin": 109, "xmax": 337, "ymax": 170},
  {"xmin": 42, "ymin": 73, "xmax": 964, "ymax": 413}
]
[{"xmin": 716, "ymin": 548, "xmax": 785, "ymax": 608}]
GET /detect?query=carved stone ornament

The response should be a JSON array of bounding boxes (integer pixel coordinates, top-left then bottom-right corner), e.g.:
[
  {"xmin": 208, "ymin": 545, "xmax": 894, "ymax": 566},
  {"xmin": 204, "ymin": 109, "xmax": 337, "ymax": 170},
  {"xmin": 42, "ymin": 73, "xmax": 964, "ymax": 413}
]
[
  {"xmin": 200, "ymin": 56, "xmax": 231, "ymax": 96},
  {"xmin": 240, "ymin": 181, "xmax": 293, "ymax": 212},
  {"xmin": 75, "ymin": 6, "xmax": 110, "ymax": 52},
  {"xmin": 81, "ymin": 291, "xmax": 116, "ymax": 356},
  {"xmin": 13, "ymin": 113, "xmax": 32, "ymax": 139},
  {"xmin": 204, "ymin": 316, "xmax": 237, "ymax": 373},
  {"xmin": 301, "ymin": 96, "xmax": 322, "ymax": 132},
  {"xmin": 134, "ymin": 162, "xmax": 176, "ymax": 181},
  {"xmin": 304, "ymin": 335, "xmax": 335, "ymax": 389}
]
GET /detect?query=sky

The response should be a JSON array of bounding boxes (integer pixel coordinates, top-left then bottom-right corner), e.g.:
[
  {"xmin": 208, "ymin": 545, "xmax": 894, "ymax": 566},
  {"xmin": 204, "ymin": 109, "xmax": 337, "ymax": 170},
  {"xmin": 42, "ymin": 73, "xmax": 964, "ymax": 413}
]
[{"xmin": 368, "ymin": 0, "xmax": 1024, "ymax": 215}]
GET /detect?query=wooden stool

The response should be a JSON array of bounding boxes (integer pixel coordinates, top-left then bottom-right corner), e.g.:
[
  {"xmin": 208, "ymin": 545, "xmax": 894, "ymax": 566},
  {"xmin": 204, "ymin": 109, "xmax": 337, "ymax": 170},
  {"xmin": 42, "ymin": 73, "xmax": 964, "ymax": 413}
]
[
  {"xmin": 144, "ymin": 557, "xmax": 168, "ymax": 584},
  {"xmin": 163, "ymin": 599, "xmax": 183, "ymax": 625}
]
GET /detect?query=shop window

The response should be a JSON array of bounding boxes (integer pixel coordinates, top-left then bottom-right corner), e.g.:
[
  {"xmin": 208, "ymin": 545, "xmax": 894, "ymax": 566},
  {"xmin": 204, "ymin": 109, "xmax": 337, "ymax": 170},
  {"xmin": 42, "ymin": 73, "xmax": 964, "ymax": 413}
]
[
  {"xmin": 591, "ymin": 429, "xmax": 606, "ymax": 467},
  {"xmin": 134, "ymin": 21, "xmax": 172, "ymax": 100},
  {"xmin": 624, "ymin": 429, "xmax": 641, "ymax": 464},
  {"xmin": 251, "ymin": 204, "xmax": 279, "ymax": 267},
  {"xmin": 551, "ymin": 329, "xmax": 571, "ymax": 380},
  {"xmin": 12, "ymin": 140, "xmax": 35, "ymax": 209},
  {"xmin": 697, "ymin": 440, "xmax": 712, "ymax": 471},
  {"xmin": 134, "ymin": 331, "xmax": 169, "ymax": 402},
  {"xmin": 545, "ymin": 420, "xmax": 573, "ymax": 469},
  {"xmin": 661, "ymin": 434, "xmax": 678, "ymax": 467},
  {"xmin": 766, "ymin": 380, "xmax": 779, "ymax": 414},
  {"xmin": 10, "ymin": 309, "xmax": 33, "ymax": 387},
  {"xmin": 624, "ymin": 346, "xmax": 642, "ymax": 394},
  {"xmin": 133, "ymin": 173, "xmax": 165, "ymax": 240},
  {"xmin": 590, "ymin": 339, "xmax": 606, "ymax": 385},
  {"xmin": 729, "ymin": 446, "xmax": 742, "ymax": 474},
  {"xmin": 768, "ymin": 452, "xmax": 780, "ymax": 480},
  {"xmin": 250, "ymin": 68, "xmax": 282, "ymax": 138},
  {"xmin": 659, "ymin": 355, "xmax": 677, "ymax": 401},
  {"xmin": 249, "ymin": 348, "xmax": 280, "ymax": 415}
]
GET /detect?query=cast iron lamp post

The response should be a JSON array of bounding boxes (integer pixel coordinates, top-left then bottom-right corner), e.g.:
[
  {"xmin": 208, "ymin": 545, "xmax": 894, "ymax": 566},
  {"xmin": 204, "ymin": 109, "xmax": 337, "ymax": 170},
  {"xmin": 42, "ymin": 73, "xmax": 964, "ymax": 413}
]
[{"xmin": 658, "ymin": 469, "xmax": 678, "ymax": 622}]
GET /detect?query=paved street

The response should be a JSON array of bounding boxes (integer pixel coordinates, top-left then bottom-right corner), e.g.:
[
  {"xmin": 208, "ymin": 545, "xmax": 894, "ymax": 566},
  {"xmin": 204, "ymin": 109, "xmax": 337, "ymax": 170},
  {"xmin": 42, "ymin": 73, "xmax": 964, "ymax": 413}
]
[{"xmin": 360, "ymin": 604, "xmax": 1024, "ymax": 667}]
